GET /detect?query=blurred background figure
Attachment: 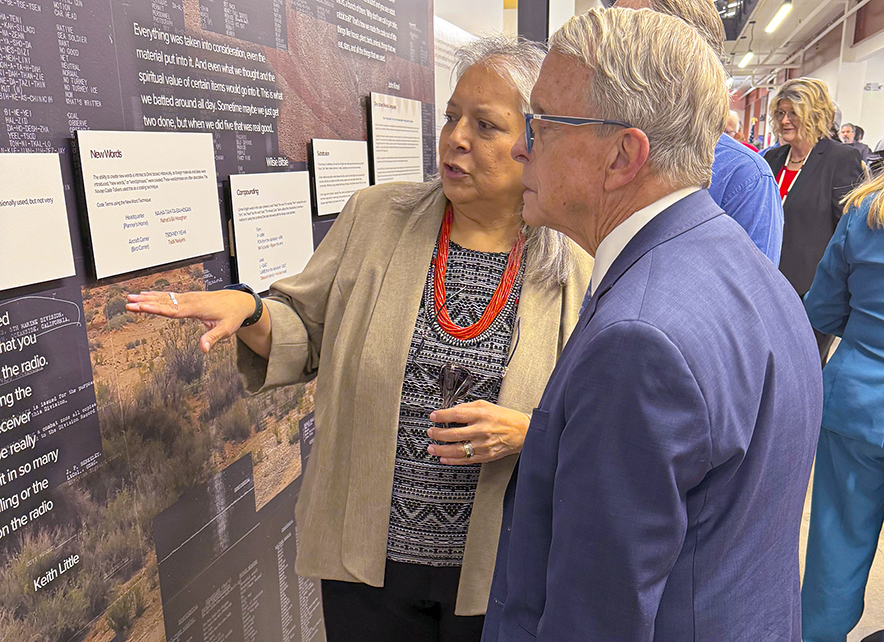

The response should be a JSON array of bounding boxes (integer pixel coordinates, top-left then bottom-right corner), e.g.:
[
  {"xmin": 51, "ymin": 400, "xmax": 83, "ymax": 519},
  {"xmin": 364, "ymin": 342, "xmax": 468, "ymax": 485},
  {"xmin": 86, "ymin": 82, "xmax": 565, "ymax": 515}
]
[
  {"xmin": 725, "ymin": 109, "xmax": 759, "ymax": 151},
  {"xmin": 856, "ymin": 125, "xmax": 867, "ymax": 144},
  {"xmin": 802, "ymin": 166, "xmax": 884, "ymax": 642},
  {"xmin": 841, "ymin": 122, "xmax": 874, "ymax": 162},
  {"xmin": 760, "ymin": 135, "xmax": 782, "ymax": 157},
  {"xmin": 763, "ymin": 78, "xmax": 864, "ymax": 364}
]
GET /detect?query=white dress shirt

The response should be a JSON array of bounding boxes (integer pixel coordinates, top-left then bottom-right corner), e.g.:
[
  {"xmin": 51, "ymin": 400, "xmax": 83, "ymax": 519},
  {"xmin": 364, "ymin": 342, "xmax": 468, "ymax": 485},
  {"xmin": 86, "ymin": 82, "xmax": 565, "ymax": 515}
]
[{"xmin": 590, "ymin": 187, "xmax": 700, "ymax": 296}]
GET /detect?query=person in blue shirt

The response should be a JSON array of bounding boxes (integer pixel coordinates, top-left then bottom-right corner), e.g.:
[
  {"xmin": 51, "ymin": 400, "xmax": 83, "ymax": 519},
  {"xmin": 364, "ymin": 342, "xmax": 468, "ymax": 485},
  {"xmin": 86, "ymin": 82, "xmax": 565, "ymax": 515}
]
[
  {"xmin": 709, "ymin": 132, "xmax": 783, "ymax": 264},
  {"xmin": 760, "ymin": 138, "xmax": 781, "ymax": 157},
  {"xmin": 615, "ymin": 0, "xmax": 783, "ymax": 264},
  {"xmin": 802, "ymin": 169, "xmax": 884, "ymax": 641}
]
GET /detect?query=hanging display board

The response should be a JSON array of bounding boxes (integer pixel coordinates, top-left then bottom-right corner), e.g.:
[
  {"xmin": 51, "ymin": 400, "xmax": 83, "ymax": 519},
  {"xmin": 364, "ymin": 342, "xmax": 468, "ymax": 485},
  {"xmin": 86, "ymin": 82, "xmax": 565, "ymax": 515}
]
[
  {"xmin": 0, "ymin": 0, "xmax": 434, "ymax": 636},
  {"xmin": 370, "ymin": 92, "xmax": 425, "ymax": 183},
  {"xmin": 310, "ymin": 139, "xmax": 370, "ymax": 216},
  {"xmin": 230, "ymin": 171, "xmax": 314, "ymax": 290},
  {"xmin": 76, "ymin": 130, "xmax": 224, "ymax": 279},
  {"xmin": 0, "ymin": 154, "xmax": 75, "ymax": 290},
  {"xmin": 0, "ymin": 290, "xmax": 102, "ymax": 537}
]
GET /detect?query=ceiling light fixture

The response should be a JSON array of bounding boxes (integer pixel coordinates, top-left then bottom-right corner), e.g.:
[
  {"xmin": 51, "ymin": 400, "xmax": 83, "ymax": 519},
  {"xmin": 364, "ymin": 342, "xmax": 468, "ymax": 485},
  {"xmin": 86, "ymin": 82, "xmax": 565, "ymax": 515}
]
[
  {"xmin": 737, "ymin": 21, "xmax": 756, "ymax": 70},
  {"xmin": 765, "ymin": 0, "xmax": 792, "ymax": 33}
]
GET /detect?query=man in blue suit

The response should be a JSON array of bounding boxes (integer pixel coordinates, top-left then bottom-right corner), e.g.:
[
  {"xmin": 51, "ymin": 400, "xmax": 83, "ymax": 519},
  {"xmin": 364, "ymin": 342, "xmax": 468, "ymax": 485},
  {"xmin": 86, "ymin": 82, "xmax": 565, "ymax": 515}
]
[{"xmin": 482, "ymin": 8, "xmax": 823, "ymax": 642}]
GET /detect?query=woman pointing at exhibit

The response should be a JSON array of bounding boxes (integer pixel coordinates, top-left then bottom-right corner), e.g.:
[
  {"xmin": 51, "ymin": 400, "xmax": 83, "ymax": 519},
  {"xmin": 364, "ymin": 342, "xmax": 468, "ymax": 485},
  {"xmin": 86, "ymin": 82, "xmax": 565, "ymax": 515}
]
[{"xmin": 127, "ymin": 36, "xmax": 591, "ymax": 642}]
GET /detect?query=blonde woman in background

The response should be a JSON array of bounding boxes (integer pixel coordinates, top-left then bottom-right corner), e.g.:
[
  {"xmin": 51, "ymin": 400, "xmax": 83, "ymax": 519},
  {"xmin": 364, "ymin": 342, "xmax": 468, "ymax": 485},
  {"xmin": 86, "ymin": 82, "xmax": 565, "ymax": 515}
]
[
  {"xmin": 763, "ymin": 78, "xmax": 864, "ymax": 364},
  {"xmin": 802, "ymin": 171, "xmax": 884, "ymax": 641}
]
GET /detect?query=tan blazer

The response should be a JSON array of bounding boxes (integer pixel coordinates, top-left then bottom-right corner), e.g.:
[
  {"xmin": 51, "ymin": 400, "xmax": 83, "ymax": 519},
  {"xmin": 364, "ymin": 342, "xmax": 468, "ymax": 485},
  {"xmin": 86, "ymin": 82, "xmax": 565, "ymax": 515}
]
[{"xmin": 238, "ymin": 181, "xmax": 593, "ymax": 615}]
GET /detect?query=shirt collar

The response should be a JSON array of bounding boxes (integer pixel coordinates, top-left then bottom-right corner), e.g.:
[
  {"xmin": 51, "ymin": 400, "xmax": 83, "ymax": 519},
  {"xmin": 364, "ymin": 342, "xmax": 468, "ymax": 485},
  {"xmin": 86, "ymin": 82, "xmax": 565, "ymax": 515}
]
[{"xmin": 590, "ymin": 186, "xmax": 700, "ymax": 296}]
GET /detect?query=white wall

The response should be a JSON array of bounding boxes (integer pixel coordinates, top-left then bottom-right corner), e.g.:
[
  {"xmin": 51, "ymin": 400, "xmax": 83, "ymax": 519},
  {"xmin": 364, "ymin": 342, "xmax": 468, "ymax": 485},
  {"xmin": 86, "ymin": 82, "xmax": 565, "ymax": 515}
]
[
  {"xmin": 433, "ymin": 17, "xmax": 478, "ymax": 144},
  {"xmin": 862, "ymin": 52, "xmax": 884, "ymax": 149},
  {"xmin": 503, "ymin": 8, "xmax": 518, "ymax": 36},
  {"xmin": 433, "ymin": 0, "xmax": 509, "ymax": 153},
  {"xmin": 803, "ymin": 31, "xmax": 884, "ymax": 150},
  {"xmin": 829, "ymin": 49, "xmax": 884, "ymax": 151},
  {"xmin": 549, "ymin": 0, "xmax": 577, "ymax": 36},
  {"xmin": 808, "ymin": 58, "xmax": 840, "ymax": 98},
  {"xmin": 434, "ymin": 0, "xmax": 504, "ymax": 37}
]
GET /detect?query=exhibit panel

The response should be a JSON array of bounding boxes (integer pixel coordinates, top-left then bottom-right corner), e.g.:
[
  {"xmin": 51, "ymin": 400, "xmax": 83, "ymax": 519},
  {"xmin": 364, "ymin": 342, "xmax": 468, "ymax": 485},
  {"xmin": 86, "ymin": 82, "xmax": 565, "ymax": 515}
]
[
  {"xmin": 76, "ymin": 130, "xmax": 225, "ymax": 279},
  {"xmin": 0, "ymin": 153, "xmax": 76, "ymax": 289},
  {"xmin": 369, "ymin": 91, "xmax": 423, "ymax": 183},
  {"xmin": 310, "ymin": 138, "xmax": 369, "ymax": 216},
  {"xmin": 230, "ymin": 170, "xmax": 314, "ymax": 289},
  {"xmin": 0, "ymin": 0, "xmax": 434, "ymax": 637}
]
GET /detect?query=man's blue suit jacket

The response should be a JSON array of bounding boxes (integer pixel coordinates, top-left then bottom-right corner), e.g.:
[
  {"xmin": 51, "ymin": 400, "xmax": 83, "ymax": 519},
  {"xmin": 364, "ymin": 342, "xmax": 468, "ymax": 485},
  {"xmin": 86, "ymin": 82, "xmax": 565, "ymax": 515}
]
[{"xmin": 482, "ymin": 191, "xmax": 823, "ymax": 642}]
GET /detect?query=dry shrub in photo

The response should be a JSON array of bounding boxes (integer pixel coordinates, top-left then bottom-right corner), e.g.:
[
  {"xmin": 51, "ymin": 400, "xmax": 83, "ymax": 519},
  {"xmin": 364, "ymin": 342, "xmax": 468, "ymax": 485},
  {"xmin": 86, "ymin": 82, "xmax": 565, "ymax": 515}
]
[
  {"xmin": 162, "ymin": 320, "xmax": 205, "ymax": 384},
  {"xmin": 202, "ymin": 350, "xmax": 246, "ymax": 421}
]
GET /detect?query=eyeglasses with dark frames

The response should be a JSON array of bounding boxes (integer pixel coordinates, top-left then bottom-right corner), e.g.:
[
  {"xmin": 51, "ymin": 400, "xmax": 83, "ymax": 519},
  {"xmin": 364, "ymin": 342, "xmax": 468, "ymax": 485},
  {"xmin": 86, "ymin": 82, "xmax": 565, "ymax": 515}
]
[
  {"xmin": 524, "ymin": 113, "xmax": 633, "ymax": 153},
  {"xmin": 436, "ymin": 363, "xmax": 473, "ymax": 431},
  {"xmin": 439, "ymin": 363, "xmax": 473, "ymax": 408}
]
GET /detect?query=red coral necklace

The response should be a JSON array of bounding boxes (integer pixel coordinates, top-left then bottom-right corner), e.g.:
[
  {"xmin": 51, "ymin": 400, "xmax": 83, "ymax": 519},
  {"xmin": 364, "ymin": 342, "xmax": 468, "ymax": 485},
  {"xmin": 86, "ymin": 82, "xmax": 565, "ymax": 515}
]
[{"xmin": 433, "ymin": 204, "xmax": 525, "ymax": 341}]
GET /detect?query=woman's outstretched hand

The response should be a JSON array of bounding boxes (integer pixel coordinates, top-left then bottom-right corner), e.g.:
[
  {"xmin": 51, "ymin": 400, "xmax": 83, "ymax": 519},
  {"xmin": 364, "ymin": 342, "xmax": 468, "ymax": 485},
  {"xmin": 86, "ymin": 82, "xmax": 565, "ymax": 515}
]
[{"xmin": 126, "ymin": 290, "xmax": 261, "ymax": 354}]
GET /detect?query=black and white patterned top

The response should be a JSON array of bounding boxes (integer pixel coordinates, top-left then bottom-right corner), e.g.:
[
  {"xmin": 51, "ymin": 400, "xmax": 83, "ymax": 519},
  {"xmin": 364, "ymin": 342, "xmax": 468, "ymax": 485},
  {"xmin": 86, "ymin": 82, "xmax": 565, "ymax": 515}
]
[{"xmin": 386, "ymin": 239, "xmax": 525, "ymax": 566}]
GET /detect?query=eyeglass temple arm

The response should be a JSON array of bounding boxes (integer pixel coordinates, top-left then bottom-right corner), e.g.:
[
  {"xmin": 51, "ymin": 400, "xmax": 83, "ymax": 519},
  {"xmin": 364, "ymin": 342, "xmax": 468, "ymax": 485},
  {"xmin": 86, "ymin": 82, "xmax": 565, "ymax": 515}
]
[{"xmin": 530, "ymin": 114, "xmax": 632, "ymax": 128}]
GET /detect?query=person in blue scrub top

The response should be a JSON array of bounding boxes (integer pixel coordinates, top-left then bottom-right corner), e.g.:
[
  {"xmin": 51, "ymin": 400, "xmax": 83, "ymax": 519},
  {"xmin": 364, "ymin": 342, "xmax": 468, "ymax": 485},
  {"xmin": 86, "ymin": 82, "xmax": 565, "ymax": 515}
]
[{"xmin": 802, "ymin": 169, "xmax": 884, "ymax": 641}]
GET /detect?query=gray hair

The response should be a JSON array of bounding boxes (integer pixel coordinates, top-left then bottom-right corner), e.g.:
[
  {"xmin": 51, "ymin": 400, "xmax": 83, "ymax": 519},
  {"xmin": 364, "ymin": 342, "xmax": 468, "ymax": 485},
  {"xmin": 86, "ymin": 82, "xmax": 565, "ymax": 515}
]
[
  {"xmin": 647, "ymin": 0, "xmax": 726, "ymax": 58},
  {"xmin": 443, "ymin": 35, "xmax": 576, "ymax": 286},
  {"xmin": 452, "ymin": 35, "xmax": 546, "ymax": 113},
  {"xmin": 550, "ymin": 8, "xmax": 728, "ymax": 189}
]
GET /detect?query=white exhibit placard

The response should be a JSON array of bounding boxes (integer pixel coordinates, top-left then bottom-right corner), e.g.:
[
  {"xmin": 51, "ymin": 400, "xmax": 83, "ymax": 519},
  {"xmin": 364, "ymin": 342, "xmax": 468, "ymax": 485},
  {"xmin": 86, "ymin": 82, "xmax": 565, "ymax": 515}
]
[
  {"xmin": 311, "ymin": 139, "xmax": 370, "ymax": 216},
  {"xmin": 75, "ymin": 130, "xmax": 224, "ymax": 279},
  {"xmin": 0, "ymin": 153, "xmax": 75, "ymax": 290},
  {"xmin": 230, "ymin": 171, "xmax": 314, "ymax": 291},
  {"xmin": 370, "ymin": 92, "xmax": 424, "ymax": 184}
]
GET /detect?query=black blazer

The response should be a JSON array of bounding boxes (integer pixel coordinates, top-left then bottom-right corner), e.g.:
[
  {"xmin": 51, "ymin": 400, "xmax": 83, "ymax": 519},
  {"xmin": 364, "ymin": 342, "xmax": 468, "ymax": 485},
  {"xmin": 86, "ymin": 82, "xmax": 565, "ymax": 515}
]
[{"xmin": 764, "ymin": 137, "xmax": 863, "ymax": 296}]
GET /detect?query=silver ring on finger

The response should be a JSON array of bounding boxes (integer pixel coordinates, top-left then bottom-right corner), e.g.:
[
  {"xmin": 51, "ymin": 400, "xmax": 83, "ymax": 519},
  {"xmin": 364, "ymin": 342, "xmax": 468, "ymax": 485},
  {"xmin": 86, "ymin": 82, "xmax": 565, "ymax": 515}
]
[{"xmin": 463, "ymin": 441, "xmax": 474, "ymax": 459}]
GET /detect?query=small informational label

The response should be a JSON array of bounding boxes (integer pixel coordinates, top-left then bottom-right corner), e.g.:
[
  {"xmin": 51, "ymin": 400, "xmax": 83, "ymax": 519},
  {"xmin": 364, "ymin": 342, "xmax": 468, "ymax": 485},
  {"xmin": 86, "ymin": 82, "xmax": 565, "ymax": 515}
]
[
  {"xmin": 298, "ymin": 412, "xmax": 315, "ymax": 465},
  {"xmin": 311, "ymin": 139, "xmax": 369, "ymax": 216},
  {"xmin": 230, "ymin": 172, "xmax": 314, "ymax": 291},
  {"xmin": 369, "ymin": 92, "xmax": 424, "ymax": 184},
  {"xmin": 75, "ymin": 130, "xmax": 224, "ymax": 279},
  {"xmin": 0, "ymin": 154, "xmax": 75, "ymax": 290}
]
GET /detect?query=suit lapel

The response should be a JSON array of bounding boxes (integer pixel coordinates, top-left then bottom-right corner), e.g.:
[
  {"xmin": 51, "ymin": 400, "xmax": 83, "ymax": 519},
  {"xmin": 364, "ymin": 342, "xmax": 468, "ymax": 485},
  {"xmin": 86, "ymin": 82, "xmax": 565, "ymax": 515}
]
[
  {"xmin": 538, "ymin": 191, "xmax": 723, "ymax": 410},
  {"xmin": 574, "ymin": 190, "xmax": 725, "ymax": 335},
  {"xmin": 766, "ymin": 145, "xmax": 789, "ymax": 175}
]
